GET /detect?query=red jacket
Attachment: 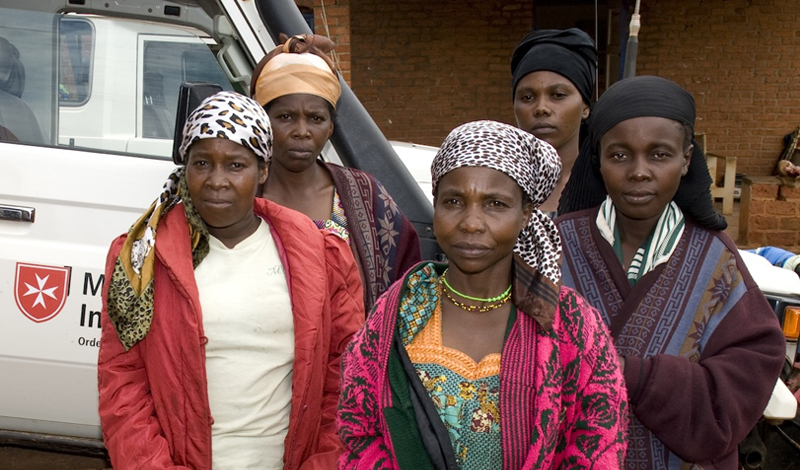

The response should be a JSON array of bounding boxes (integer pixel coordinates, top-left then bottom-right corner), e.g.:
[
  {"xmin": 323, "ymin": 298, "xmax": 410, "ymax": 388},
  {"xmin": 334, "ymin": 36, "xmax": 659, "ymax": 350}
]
[{"xmin": 98, "ymin": 197, "xmax": 364, "ymax": 470}]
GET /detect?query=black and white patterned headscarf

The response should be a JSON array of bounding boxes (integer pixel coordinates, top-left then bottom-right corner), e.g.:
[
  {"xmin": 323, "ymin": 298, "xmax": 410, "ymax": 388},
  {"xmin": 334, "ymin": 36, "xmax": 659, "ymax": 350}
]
[
  {"xmin": 178, "ymin": 91, "xmax": 273, "ymax": 164},
  {"xmin": 432, "ymin": 120, "xmax": 563, "ymax": 284}
]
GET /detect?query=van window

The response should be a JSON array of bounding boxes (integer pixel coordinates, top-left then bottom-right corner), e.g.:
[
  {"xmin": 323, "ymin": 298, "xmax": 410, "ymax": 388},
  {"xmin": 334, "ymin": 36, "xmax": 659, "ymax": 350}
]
[
  {"xmin": 59, "ymin": 18, "xmax": 93, "ymax": 106},
  {"xmin": 0, "ymin": 6, "xmax": 236, "ymax": 159},
  {"xmin": 0, "ymin": 7, "xmax": 56, "ymax": 145},
  {"xmin": 142, "ymin": 40, "xmax": 233, "ymax": 139}
]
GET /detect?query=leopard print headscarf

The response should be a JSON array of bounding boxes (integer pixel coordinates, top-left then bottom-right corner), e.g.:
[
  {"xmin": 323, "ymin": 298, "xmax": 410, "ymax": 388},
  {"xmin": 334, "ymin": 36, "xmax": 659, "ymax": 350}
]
[
  {"xmin": 107, "ymin": 92, "xmax": 272, "ymax": 351},
  {"xmin": 178, "ymin": 91, "xmax": 273, "ymax": 164},
  {"xmin": 432, "ymin": 120, "xmax": 562, "ymax": 284}
]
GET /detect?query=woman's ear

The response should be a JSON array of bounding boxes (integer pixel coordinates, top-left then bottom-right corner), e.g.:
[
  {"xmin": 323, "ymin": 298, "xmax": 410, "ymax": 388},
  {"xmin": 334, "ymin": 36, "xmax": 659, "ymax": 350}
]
[
  {"xmin": 522, "ymin": 200, "xmax": 535, "ymax": 230},
  {"xmin": 682, "ymin": 144, "xmax": 693, "ymax": 176},
  {"xmin": 581, "ymin": 103, "xmax": 590, "ymax": 120},
  {"xmin": 258, "ymin": 162, "xmax": 268, "ymax": 185}
]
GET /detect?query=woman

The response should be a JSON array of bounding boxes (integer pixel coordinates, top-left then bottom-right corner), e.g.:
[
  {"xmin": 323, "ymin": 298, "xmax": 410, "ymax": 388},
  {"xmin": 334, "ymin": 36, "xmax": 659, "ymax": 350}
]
[
  {"xmin": 98, "ymin": 91, "xmax": 364, "ymax": 470},
  {"xmin": 556, "ymin": 76, "xmax": 785, "ymax": 469},
  {"xmin": 510, "ymin": 28, "xmax": 597, "ymax": 214},
  {"xmin": 250, "ymin": 34, "xmax": 421, "ymax": 311},
  {"xmin": 338, "ymin": 120, "xmax": 628, "ymax": 469}
]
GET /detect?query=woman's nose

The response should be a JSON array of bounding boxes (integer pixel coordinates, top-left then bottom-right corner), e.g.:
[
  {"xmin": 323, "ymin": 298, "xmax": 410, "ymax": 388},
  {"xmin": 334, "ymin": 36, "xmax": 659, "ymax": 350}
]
[
  {"xmin": 629, "ymin": 157, "xmax": 652, "ymax": 181},
  {"xmin": 459, "ymin": 206, "xmax": 485, "ymax": 232},
  {"xmin": 534, "ymin": 100, "xmax": 551, "ymax": 117},
  {"xmin": 293, "ymin": 119, "xmax": 311, "ymax": 137},
  {"xmin": 206, "ymin": 167, "xmax": 230, "ymax": 188}
]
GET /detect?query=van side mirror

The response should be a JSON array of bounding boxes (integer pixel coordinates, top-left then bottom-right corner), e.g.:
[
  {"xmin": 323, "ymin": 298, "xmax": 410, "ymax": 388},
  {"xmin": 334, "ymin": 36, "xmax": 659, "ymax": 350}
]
[{"xmin": 172, "ymin": 81, "xmax": 224, "ymax": 165}]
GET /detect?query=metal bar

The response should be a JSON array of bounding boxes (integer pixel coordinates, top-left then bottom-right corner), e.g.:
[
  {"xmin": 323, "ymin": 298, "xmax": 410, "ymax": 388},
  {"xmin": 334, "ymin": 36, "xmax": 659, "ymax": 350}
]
[
  {"xmin": 0, "ymin": 205, "xmax": 35, "ymax": 223},
  {"xmin": 0, "ymin": 429, "xmax": 106, "ymax": 456}
]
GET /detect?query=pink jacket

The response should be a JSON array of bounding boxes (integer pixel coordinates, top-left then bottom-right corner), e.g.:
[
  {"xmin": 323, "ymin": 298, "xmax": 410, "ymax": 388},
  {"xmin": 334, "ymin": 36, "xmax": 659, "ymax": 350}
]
[
  {"xmin": 98, "ymin": 197, "xmax": 364, "ymax": 470},
  {"xmin": 338, "ymin": 262, "xmax": 628, "ymax": 469}
]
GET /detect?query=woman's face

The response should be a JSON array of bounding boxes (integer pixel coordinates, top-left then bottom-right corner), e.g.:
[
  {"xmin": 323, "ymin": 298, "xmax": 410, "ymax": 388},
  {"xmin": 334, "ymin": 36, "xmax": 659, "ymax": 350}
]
[
  {"xmin": 599, "ymin": 116, "xmax": 691, "ymax": 227},
  {"xmin": 513, "ymin": 70, "xmax": 589, "ymax": 154},
  {"xmin": 433, "ymin": 166, "xmax": 532, "ymax": 276},
  {"xmin": 267, "ymin": 93, "xmax": 334, "ymax": 174},
  {"xmin": 186, "ymin": 138, "xmax": 267, "ymax": 241}
]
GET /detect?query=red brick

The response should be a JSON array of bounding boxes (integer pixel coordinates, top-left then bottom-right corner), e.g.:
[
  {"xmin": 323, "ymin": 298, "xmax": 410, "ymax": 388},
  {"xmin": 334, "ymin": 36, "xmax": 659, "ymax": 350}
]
[
  {"xmin": 748, "ymin": 199, "xmax": 766, "ymax": 215},
  {"xmin": 751, "ymin": 183, "xmax": 780, "ymax": 199},
  {"xmin": 766, "ymin": 200, "xmax": 798, "ymax": 216},
  {"xmin": 765, "ymin": 231, "xmax": 799, "ymax": 248},
  {"xmin": 746, "ymin": 230, "xmax": 768, "ymax": 246},
  {"xmin": 779, "ymin": 184, "xmax": 800, "ymax": 200},
  {"xmin": 779, "ymin": 217, "xmax": 800, "ymax": 231},
  {"xmin": 751, "ymin": 215, "xmax": 779, "ymax": 231}
]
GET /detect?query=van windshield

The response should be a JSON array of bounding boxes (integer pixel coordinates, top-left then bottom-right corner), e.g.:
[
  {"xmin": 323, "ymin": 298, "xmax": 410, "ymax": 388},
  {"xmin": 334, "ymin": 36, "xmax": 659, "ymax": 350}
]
[{"xmin": 0, "ymin": 6, "xmax": 235, "ymax": 159}]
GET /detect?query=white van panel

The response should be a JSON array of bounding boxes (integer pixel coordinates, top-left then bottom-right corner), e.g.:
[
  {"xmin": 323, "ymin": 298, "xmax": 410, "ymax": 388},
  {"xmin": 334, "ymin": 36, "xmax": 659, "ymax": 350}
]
[{"xmin": 0, "ymin": 142, "xmax": 174, "ymax": 438}]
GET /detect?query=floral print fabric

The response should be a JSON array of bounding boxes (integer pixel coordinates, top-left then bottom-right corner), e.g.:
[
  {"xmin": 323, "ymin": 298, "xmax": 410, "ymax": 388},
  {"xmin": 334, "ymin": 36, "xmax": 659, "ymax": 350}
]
[
  {"xmin": 314, "ymin": 187, "xmax": 350, "ymax": 242},
  {"xmin": 337, "ymin": 262, "xmax": 628, "ymax": 470}
]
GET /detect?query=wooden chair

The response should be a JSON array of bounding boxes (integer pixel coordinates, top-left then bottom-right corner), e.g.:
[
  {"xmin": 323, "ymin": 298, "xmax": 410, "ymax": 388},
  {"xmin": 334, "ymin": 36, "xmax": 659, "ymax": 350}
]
[{"xmin": 696, "ymin": 132, "xmax": 737, "ymax": 215}]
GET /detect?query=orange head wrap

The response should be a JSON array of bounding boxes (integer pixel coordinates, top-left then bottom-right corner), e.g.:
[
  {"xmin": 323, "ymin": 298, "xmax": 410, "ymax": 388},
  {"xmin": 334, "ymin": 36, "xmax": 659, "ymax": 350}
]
[{"xmin": 251, "ymin": 34, "xmax": 341, "ymax": 109}]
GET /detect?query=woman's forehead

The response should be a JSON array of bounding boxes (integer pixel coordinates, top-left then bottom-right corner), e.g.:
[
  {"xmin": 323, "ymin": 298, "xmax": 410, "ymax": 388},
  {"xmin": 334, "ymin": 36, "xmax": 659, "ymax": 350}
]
[
  {"xmin": 601, "ymin": 116, "xmax": 685, "ymax": 144},
  {"xmin": 438, "ymin": 166, "xmax": 522, "ymax": 194},
  {"xmin": 187, "ymin": 138, "xmax": 259, "ymax": 160}
]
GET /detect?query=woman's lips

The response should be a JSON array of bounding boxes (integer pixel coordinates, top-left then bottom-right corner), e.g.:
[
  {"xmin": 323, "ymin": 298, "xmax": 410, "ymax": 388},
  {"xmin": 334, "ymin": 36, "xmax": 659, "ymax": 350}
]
[
  {"xmin": 530, "ymin": 123, "xmax": 556, "ymax": 135},
  {"xmin": 286, "ymin": 148, "xmax": 315, "ymax": 158},
  {"xmin": 201, "ymin": 199, "xmax": 232, "ymax": 209},
  {"xmin": 452, "ymin": 242, "xmax": 491, "ymax": 258},
  {"xmin": 622, "ymin": 191, "xmax": 656, "ymax": 205}
]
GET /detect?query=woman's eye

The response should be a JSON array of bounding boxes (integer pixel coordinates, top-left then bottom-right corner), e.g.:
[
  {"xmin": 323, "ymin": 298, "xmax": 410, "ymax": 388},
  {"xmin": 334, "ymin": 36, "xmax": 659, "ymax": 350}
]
[
  {"xmin": 231, "ymin": 162, "xmax": 244, "ymax": 169},
  {"xmin": 552, "ymin": 92, "xmax": 567, "ymax": 99},
  {"xmin": 653, "ymin": 152, "xmax": 671, "ymax": 160},
  {"xmin": 489, "ymin": 200, "xmax": 509, "ymax": 208}
]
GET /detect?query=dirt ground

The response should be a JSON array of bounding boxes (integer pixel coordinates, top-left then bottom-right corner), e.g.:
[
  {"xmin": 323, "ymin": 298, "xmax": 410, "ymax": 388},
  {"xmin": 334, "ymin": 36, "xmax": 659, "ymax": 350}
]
[{"xmin": 0, "ymin": 446, "xmax": 111, "ymax": 470}]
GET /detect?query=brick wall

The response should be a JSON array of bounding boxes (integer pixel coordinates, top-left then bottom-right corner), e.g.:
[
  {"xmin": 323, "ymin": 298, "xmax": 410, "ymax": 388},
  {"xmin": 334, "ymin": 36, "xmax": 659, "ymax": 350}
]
[
  {"xmin": 739, "ymin": 176, "xmax": 800, "ymax": 251},
  {"xmin": 349, "ymin": 0, "xmax": 533, "ymax": 145},
  {"xmin": 304, "ymin": 0, "xmax": 800, "ymax": 178},
  {"xmin": 634, "ymin": 0, "xmax": 800, "ymax": 177},
  {"xmin": 295, "ymin": 0, "xmax": 351, "ymax": 84}
]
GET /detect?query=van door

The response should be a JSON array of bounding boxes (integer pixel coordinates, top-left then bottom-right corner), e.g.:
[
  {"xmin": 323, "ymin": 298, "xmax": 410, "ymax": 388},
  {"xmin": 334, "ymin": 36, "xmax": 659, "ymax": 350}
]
[{"xmin": 0, "ymin": 6, "xmax": 236, "ymax": 441}]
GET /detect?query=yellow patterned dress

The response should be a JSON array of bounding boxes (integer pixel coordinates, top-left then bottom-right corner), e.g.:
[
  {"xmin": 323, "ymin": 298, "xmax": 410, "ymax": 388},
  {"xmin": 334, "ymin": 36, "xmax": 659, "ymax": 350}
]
[{"xmin": 406, "ymin": 301, "xmax": 511, "ymax": 470}]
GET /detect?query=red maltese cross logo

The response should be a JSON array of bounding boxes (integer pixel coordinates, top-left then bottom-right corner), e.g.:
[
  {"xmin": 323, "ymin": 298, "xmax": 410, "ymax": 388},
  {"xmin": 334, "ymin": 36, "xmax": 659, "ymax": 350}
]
[{"xmin": 14, "ymin": 263, "xmax": 71, "ymax": 323}]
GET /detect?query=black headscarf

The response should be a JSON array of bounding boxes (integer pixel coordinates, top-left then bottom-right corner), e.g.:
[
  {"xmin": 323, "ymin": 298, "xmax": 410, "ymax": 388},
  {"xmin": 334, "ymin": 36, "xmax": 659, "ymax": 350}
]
[
  {"xmin": 558, "ymin": 75, "xmax": 727, "ymax": 231},
  {"xmin": 511, "ymin": 28, "xmax": 597, "ymax": 105}
]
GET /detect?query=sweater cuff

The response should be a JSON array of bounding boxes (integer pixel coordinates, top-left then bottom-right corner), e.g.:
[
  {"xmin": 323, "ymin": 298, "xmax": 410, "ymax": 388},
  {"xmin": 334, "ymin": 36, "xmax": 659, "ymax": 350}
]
[{"xmin": 623, "ymin": 355, "xmax": 652, "ymax": 405}]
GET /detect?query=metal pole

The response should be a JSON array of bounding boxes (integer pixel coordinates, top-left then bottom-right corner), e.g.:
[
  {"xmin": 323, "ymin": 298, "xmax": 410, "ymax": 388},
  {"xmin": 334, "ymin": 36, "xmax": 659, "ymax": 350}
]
[{"xmin": 622, "ymin": 0, "xmax": 641, "ymax": 79}]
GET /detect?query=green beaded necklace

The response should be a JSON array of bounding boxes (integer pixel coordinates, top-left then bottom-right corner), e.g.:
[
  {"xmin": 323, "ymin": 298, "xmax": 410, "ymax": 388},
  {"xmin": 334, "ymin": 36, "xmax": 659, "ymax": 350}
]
[{"xmin": 441, "ymin": 268, "xmax": 512, "ymax": 303}]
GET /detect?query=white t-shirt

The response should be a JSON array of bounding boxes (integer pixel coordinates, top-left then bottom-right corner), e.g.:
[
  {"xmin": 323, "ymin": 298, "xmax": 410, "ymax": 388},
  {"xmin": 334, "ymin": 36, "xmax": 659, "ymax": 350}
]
[{"xmin": 194, "ymin": 219, "xmax": 294, "ymax": 470}]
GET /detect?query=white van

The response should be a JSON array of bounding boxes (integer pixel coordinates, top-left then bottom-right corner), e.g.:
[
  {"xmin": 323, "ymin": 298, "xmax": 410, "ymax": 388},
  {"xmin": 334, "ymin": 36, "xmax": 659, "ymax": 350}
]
[{"xmin": 0, "ymin": 0, "xmax": 435, "ymax": 451}]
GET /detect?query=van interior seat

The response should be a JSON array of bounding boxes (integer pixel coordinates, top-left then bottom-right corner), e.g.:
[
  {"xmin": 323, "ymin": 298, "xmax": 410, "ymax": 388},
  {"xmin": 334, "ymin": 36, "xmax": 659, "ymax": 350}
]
[
  {"xmin": 142, "ymin": 71, "xmax": 173, "ymax": 139},
  {"xmin": 0, "ymin": 37, "xmax": 44, "ymax": 144},
  {"xmin": 0, "ymin": 89, "xmax": 44, "ymax": 144}
]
